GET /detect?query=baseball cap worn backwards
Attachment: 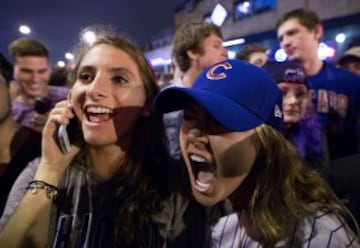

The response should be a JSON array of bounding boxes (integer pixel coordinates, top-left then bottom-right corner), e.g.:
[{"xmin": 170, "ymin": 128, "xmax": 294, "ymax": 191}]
[
  {"xmin": 263, "ymin": 60, "xmax": 308, "ymax": 87},
  {"xmin": 338, "ymin": 46, "xmax": 360, "ymax": 65},
  {"xmin": 155, "ymin": 59, "xmax": 283, "ymax": 131}
]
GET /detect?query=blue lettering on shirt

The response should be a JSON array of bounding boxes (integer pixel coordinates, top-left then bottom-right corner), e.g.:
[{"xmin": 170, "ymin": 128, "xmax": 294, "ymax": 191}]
[{"xmin": 52, "ymin": 213, "xmax": 107, "ymax": 248}]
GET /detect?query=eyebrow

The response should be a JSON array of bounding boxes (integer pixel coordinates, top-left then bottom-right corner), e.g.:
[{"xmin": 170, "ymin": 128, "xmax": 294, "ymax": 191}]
[
  {"xmin": 108, "ymin": 67, "xmax": 134, "ymax": 76},
  {"xmin": 20, "ymin": 68, "xmax": 48, "ymax": 73},
  {"xmin": 79, "ymin": 65, "xmax": 135, "ymax": 76},
  {"xmin": 278, "ymin": 27, "xmax": 299, "ymax": 38}
]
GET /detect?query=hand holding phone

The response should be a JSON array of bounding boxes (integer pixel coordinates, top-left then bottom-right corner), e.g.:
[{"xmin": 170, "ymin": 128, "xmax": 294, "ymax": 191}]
[
  {"xmin": 57, "ymin": 114, "xmax": 80, "ymax": 154},
  {"xmin": 58, "ymin": 124, "xmax": 72, "ymax": 154}
]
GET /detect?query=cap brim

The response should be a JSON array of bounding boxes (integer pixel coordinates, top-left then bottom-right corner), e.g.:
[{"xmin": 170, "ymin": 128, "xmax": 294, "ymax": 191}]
[{"xmin": 155, "ymin": 87, "xmax": 263, "ymax": 132}]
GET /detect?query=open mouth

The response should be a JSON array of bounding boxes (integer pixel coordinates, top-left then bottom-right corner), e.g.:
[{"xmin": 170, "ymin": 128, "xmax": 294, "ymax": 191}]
[
  {"xmin": 189, "ymin": 153, "xmax": 215, "ymax": 192},
  {"xmin": 85, "ymin": 105, "xmax": 114, "ymax": 123}
]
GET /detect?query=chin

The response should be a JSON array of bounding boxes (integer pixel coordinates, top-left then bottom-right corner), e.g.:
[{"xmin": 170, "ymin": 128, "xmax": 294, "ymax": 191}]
[
  {"xmin": 194, "ymin": 196, "xmax": 217, "ymax": 207},
  {"xmin": 288, "ymin": 55, "xmax": 303, "ymax": 63},
  {"xmin": 284, "ymin": 116, "xmax": 301, "ymax": 125},
  {"xmin": 84, "ymin": 135, "xmax": 110, "ymax": 147},
  {"xmin": 192, "ymin": 190, "xmax": 221, "ymax": 207}
]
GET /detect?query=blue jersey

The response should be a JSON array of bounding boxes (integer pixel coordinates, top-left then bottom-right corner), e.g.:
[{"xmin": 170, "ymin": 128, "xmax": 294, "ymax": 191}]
[{"xmin": 307, "ymin": 62, "xmax": 360, "ymax": 160}]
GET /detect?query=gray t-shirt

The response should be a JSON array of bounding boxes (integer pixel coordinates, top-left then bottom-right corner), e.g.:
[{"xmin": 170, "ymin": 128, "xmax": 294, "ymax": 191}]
[
  {"xmin": 0, "ymin": 151, "xmax": 209, "ymax": 247},
  {"xmin": 0, "ymin": 154, "xmax": 115, "ymax": 247}
]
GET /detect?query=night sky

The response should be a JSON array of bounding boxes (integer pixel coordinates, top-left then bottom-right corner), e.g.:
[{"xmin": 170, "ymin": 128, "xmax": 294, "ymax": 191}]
[{"xmin": 0, "ymin": 0, "xmax": 184, "ymax": 64}]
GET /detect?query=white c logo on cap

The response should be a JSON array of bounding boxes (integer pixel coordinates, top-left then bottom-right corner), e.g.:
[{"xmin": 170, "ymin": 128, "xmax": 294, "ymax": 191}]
[{"xmin": 206, "ymin": 61, "xmax": 232, "ymax": 80}]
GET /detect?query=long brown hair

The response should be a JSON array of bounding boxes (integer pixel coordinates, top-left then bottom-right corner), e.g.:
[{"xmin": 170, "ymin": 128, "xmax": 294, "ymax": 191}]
[
  {"xmin": 244, "ymin": 124, "xmax": 358, "ymax": 246},
  {"xmin": 72, "ymin": 26, "xmax": 172, "ymax": 246}
]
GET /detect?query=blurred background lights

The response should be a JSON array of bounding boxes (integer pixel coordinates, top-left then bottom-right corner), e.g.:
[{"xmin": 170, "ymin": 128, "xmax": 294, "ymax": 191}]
[
  {"xmin": 65, "ymin": 52, "xmax": 74, "ymax": 60},
  {"xmin": 223, "ymin": 38, "xmax": 245, "ymax": 47},
  {"xmin": 83, "ymin": 31, "xmax": 97, "ymax": 45},
  {"xmin": 19, "ymin": 25, "xmax": 31, "ymax": 35},
  {"xmin": 318, "ymin": 42, "xmax": 336, "ymax": 60},
  {"xmin": 150, "ymin": 57, "xmax": 172, "ymax": 66},
  {"xmin": 227, "ymin": 50, "xmax": 236, "ymax": 59},
  {"xmin": 335, "ymin": 32, "xmax": 346, "ymax": 43},
  {"xmin": 274, "ymin": 48, "xmax": 287, "ymax": 62},
  {"xmin": 69, "ymin": 63, "xmax": 77, "ymax": 70},
  {"xmin": 210, "ymin": 4, "xmax": 228, "ymax": 26},
  {"xmin": 57, "ymin": 61, "xmax": 66, "ymax": 67},
  {"xmin": 237, "ymin": 1, "xmax": 251, "ymax": 14}
]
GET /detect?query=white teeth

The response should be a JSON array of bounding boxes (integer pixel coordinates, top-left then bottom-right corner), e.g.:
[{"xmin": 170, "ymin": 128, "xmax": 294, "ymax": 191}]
[
  {"xmin": 190, "ymin": 154, "xmax": 205, "ymax": 162},
  {"xmin": 196, "ymin": 180, "xmax": 210, "ymax": 188},
  {"xmin": 87, "ymin": 106, "xmax": 113, "ymax": 114},
  {"xmin": 195, "ymin": 180, "xmax": 210, "ymax": 192}
]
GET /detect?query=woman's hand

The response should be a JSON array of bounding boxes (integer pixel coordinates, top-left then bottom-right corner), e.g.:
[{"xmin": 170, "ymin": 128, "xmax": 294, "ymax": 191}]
[{"xmin": 35, "ymin": 100, "xmax": 81, "ymax": 185}]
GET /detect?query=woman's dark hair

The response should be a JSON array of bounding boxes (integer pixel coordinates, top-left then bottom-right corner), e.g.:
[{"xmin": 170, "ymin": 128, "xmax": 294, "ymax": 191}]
[{"xmin": 72, "ymin": 26, "xmax": 172, "ymax": 246}]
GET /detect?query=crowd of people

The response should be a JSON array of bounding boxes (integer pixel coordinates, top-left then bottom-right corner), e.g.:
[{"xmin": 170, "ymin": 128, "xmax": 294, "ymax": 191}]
[{"xmin": 0, "ymin": 7, "xmax": 359, "ymax": 248}]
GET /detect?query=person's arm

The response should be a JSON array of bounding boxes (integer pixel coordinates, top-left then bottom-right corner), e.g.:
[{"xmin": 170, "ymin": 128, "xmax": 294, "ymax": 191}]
[
  {"xmin": 0, "ymin": 180, "xmax": 54, "ymax": 247},
  {"xmin": 0, "ymin": 158, "xmax": 37, "ymax": 227},
  {"xmin": 0, "ymin": 100, "xmax": 80, "ymax": 247}
]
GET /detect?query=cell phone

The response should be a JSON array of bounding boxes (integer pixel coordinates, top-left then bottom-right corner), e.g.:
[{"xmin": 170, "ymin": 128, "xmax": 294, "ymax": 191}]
[
  {"xmin": 57, "ymin": 116, "xmax": 80, "ymax": 154},
  {"xmin": 34, "ymin": 97, "xmax": 52, "ymax": 114}
]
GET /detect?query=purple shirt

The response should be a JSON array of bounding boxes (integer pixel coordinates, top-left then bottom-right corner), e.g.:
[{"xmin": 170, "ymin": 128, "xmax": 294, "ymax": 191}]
[{"xmin": 11, "ymin": 85, "xmax": 69, "ymax": 128}]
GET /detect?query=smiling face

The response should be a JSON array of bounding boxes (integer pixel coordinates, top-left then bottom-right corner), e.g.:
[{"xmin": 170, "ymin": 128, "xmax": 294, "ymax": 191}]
[
  {"xmin": 277, "ymin": 82, "xmax": 309, "ymax": 125},
  {"xmin": 71, "ymin": 44, "xmax": 148, "ymax": 148},
  {"xmin": 179, "ymin": 101, "xmax": 258, "ymax": 206},
  {"xmin": 13, "ymin": 56, "xmax": 50, "ymax": 101}
]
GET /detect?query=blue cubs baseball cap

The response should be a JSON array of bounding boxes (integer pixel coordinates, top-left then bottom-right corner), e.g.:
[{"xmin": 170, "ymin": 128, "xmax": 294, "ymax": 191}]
[{"xmin": 155, "ymin": 59, "xmax": 283, "ymax": 131}]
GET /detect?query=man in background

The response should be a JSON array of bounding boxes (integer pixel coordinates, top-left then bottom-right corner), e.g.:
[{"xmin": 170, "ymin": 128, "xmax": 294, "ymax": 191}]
[
  {"xmin": 338, "ymin": 46, "xmax": 360, "ymax": 76},
  {"xmin": 9, "ymin": 38, "xmax": 69, "ymax": 133},
  {"xmin": 164, "ymin": 22, "xmax": 228, "ymax": 159},
  {"xmin": 277, "ymin": 8, "xmax": 360, "ymax": 160},
  {"xmin": 236, "ymin": 43, "xmax": 268, "ymax": 67}
]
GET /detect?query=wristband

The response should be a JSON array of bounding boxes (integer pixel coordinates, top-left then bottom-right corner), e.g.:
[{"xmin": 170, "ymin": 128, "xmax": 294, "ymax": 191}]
[{"xmin": 25, "ymin": 180, "xmax": 59, "ymax": 201}]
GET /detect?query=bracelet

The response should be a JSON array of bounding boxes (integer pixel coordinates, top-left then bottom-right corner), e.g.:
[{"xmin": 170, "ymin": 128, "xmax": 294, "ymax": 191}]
[{"xmin": 25, "ymin": 180, "xmax": 59, "ymax": 201}]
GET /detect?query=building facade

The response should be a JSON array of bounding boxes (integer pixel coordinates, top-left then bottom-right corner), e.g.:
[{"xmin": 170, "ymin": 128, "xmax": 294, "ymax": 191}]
[{"xmin": 146, "ymin": 0, "xmax": 360, "ymax": 72}]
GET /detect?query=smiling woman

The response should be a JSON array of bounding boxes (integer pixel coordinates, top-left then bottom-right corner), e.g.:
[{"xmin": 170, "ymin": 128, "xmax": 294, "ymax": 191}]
[{"xmin": 0, "ymin": 26, "xmax": 206, "ymax": 247}]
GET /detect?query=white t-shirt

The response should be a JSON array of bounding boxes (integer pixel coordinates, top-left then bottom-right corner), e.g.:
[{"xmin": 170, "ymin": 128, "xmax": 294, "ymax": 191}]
[{"xmin": 211, "ymin": 212, "xmax": 359, "ymax": 247}]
